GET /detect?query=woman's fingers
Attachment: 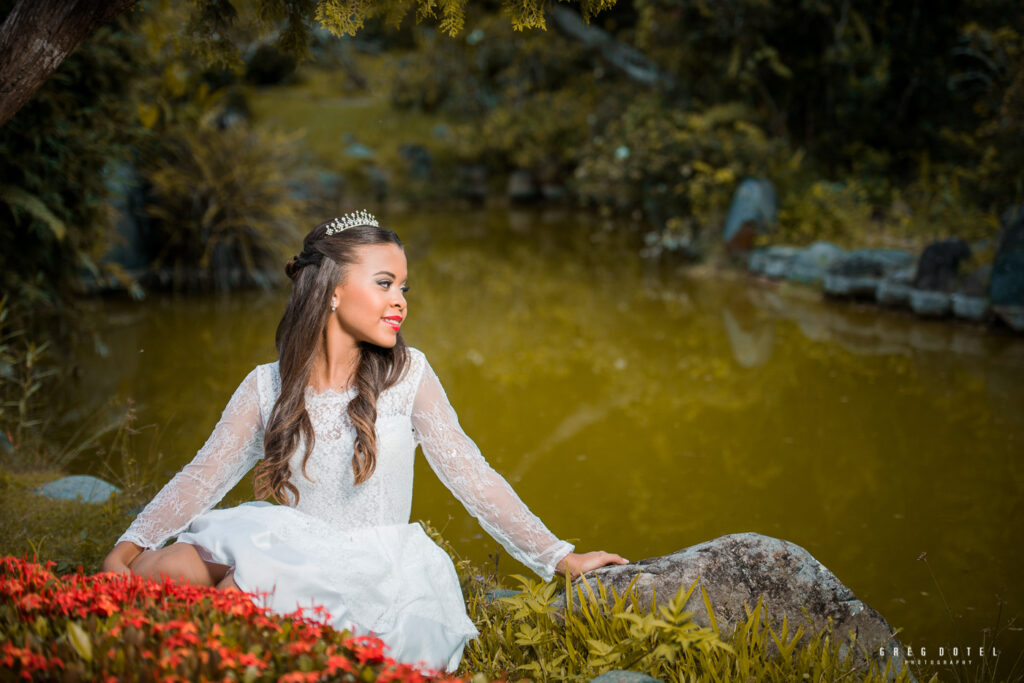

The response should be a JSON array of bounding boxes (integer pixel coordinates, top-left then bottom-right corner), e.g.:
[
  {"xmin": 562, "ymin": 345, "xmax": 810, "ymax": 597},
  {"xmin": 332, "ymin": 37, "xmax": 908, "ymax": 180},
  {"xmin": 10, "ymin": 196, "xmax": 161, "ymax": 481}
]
[
  {"xmin": 559, "ymin": 550, "xmax": 632, "ymax": 578},
  {"xmin": 578, "ymin": 551, "xmax": 630, "ymax": 574}
]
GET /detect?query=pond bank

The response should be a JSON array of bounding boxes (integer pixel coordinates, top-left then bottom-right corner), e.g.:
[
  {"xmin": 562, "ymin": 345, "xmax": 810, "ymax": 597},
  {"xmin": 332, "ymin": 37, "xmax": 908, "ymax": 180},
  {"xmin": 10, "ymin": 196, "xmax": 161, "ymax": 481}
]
[{"xmin": 743, "ymin": 237, "xmax": 1023, "ymax": 333}]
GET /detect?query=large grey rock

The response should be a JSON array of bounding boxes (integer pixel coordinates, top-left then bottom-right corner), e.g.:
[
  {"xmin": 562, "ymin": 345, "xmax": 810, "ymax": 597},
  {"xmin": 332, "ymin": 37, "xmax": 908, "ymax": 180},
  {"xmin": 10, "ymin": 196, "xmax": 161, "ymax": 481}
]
[
  {"xmin": 35, "ymin": 475, "xmax": 121, "ymax": 504},
  {"xmin": 787, "ymin": 242, "xmax": 845, "ymax": 285},
  {"xmin": 913, "ymin": 239, "xmax": 971, "ymax": 291},
  {"xmin": 723, "ymin": 178, "xmax": 778, "ymax": 250},
  {"xmin": 574, "ymin": 533, "xmax": 908, "ymax": 675},
  {"xmin": 824, "ymin": 249, "xmax": 915, "ymax": 299}
]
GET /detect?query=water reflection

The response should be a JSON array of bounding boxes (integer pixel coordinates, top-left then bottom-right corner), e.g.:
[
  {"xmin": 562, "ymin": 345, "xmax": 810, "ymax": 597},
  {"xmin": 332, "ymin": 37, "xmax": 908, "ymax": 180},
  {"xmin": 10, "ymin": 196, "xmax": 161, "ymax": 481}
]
[{"xmin": 65, "ymin": 208, "xmax": 1024, "ymax": 665}]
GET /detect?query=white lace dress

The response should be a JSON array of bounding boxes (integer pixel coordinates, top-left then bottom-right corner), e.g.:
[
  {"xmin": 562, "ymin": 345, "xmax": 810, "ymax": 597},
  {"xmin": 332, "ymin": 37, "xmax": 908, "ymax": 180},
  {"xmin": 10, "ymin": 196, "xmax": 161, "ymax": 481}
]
[{"xmin": 116, "ymin": 347, "xmax": 574, "ymax": 672}]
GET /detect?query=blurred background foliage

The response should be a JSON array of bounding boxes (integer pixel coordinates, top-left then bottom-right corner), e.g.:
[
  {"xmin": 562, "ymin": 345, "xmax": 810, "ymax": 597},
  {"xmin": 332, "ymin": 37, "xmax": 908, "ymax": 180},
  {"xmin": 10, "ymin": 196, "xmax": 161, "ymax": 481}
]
[
  {"xmin": 0, "ymin": 0, "xmax": 1021, "ymax": 384},
  {"xmin": 388, "ymin": 0, "xmax": 1021, "ymax": 248}
]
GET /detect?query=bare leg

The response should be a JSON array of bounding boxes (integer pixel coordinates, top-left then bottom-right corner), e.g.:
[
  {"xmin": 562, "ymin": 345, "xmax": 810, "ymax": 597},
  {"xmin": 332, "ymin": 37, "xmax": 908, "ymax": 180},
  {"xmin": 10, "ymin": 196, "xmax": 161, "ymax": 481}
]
[
  {"xmin": 216, "ymin": 569, "xmax": 240, "ymax": 591},
  {"xmin": 129, "ymin": 542, "xmax": 231, "ymax": 587}
]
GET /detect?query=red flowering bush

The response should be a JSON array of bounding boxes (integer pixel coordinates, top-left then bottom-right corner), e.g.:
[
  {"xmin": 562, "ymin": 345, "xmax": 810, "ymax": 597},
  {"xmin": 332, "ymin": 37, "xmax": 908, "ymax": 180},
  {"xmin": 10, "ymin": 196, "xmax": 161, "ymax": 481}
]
[{"xmin": 0, "ymin": 556, "xmax": 462, "ymax": 682}]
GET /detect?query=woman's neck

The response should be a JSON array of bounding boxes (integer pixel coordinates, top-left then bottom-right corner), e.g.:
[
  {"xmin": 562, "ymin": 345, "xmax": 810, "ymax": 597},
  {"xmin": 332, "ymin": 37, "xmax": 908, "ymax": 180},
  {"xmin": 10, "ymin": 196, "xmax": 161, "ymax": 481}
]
[{"xmin": 310, "ymin": 323, "xmax": 360, "ymax": 392}]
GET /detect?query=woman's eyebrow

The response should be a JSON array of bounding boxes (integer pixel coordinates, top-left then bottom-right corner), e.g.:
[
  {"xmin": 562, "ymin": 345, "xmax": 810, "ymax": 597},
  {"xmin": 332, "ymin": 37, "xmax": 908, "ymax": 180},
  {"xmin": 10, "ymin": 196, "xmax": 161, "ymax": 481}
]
[{"xmin": 372, "ymin": 270, "xmax": 408, "ymax": 283}]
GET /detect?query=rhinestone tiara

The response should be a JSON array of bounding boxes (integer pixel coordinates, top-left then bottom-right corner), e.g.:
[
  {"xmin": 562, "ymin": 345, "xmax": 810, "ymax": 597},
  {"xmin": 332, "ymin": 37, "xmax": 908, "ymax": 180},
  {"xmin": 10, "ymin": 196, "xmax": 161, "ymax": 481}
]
[{"xmin": 326, "ymin": 210, "xmax": 379, "ymax": 236}]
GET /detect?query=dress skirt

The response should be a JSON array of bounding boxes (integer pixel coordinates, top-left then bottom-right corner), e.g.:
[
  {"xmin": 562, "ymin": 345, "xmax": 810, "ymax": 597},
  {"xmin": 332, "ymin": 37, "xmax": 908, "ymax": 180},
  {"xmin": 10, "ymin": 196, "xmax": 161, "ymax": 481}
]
[{"xmin": 174, "ymin": 501, "xmax": 479, "ymax": 672}]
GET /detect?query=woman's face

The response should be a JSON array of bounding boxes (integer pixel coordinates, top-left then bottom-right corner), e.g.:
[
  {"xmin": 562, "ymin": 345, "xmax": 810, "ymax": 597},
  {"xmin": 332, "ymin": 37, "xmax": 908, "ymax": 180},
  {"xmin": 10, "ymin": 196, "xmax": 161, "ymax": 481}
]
[{"xmin": 331, "ymin": 243, "xmax": 408, "ymax": 348}]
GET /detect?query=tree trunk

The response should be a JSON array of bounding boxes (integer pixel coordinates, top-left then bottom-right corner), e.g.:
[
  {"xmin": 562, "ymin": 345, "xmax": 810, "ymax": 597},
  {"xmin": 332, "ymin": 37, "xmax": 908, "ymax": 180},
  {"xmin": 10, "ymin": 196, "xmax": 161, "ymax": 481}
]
[{"xmin": 0, "ymin": 0, "xmax": 138, "ymax": 128}]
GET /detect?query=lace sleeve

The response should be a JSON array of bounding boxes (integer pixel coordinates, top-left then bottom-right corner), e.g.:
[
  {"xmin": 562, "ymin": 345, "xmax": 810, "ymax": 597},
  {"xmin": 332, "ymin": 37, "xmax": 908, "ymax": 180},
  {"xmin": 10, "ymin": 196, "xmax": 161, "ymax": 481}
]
[
  {"xmin": 411, "ymin": 358, "xmax": 574, "ymax": 581},
  {"xmin": 116, "ymin": 367, "xmax": 265, "ymax": 550}
]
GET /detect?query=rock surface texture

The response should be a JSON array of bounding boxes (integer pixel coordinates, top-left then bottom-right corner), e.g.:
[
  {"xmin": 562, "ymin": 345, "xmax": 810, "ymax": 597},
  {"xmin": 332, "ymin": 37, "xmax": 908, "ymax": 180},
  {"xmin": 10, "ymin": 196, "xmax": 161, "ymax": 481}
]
[
  {"xmin": 723, "ymin": 179, "xmax": 778, "ymax": 250},
  {"xmin": 913, "ymin": 239, "xmax": 971, "ymax": 291},
  {"xmin": 787, "ymin": 241, "xmax": 845, "ymax": 284},
  {"xmin": 35, "ymin": 475, "xmax": 121, "ymax": 504},
  {"xmin": 578, "ymin": 533, "xmax": 908, "ymax": 675},
  {"xmin": 824, "ymin": 249, "xmax": 915, "ymax": 299}
]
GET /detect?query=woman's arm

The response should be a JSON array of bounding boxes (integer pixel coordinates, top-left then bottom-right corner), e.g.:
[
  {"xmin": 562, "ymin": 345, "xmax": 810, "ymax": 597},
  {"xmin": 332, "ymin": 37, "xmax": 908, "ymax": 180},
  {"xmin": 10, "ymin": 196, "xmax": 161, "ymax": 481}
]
[
  {"xmin": 104, "ymin": 367, "xmax": 265, "ymax": 564},
  {"xmin": 101, "ymin": 541, "xmax": 144, "ymax": 576},
  {"xmin": 411, "ymin": 354, "xmax": 627, "ymax": 581}
]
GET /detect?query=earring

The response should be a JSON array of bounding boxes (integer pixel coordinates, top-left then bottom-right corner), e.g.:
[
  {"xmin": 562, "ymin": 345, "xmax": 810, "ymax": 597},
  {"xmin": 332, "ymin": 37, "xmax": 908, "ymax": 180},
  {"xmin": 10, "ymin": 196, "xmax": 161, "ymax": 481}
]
[{"xmin": 331, "ymin": 299, "xmax": 337, "ymax": 312}]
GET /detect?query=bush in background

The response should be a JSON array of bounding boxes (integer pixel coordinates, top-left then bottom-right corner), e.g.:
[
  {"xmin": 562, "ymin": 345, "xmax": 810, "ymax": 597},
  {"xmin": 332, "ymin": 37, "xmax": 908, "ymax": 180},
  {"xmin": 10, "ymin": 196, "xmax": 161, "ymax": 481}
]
[{"xmin": 140, "ymin": 106, "xmax": 313, "ymax": 291}]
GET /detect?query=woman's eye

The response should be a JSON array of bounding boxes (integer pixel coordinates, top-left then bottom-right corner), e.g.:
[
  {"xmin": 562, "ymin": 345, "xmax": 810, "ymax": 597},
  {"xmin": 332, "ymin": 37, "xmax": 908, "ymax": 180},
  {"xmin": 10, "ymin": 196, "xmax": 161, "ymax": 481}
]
[
  {"xmin": 377, "ymin": 280, "xmax": 392, "ymax": 289},
  {"xmin": 401, "ymin": 286, "xmax": 410, "ymax": 294}
]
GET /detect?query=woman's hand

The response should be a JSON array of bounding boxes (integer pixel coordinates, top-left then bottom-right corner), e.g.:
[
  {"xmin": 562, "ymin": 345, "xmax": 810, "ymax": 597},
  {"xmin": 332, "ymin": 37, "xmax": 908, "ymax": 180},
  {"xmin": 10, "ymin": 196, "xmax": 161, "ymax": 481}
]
[
  {"xmin": 101, "ymin": 541, "xmax": 144, "ymax": 577},
  {"xmin": 556, "ymin": 551, "xmax": 629, "ymax": 580}
]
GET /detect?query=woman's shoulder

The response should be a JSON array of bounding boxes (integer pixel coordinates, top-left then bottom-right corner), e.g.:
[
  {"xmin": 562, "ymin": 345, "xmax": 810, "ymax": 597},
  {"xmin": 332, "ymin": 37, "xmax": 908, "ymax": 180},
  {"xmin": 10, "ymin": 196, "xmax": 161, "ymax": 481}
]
[
  {"xmin": 401, "ymin": 346, "xmax": 428, "ymax": 385},
  {"xmin": 246, "ymin": 360, "xmax": 281, "ymax": 383},
  {"xmin": 244, "ymin": 361, "xmax": 282, "ymax": 407},
  {"xmin": 405, "ymin": 345, "xmax": 427, "ymax": 365}
]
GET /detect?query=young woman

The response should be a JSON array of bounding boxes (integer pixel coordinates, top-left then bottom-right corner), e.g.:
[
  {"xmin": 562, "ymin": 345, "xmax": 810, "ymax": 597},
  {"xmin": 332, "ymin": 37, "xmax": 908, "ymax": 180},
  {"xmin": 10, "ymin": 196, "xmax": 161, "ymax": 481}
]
[{"xmin": 102, "ymin": 213, "xmax": 627, "ymax": 672}]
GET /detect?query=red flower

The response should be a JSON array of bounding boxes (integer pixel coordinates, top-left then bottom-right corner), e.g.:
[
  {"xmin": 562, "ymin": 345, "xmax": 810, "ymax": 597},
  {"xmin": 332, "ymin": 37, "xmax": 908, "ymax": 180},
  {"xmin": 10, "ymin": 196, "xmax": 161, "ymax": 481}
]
[
  {"xmin": 278, "ymin": 672, "xmax": 322, "ymax": 683},
  {"xmin": 93, "ymin": 593, "xmax": 118, "ymax": 616},
  {"xmin": 237, "ymin": 651, "xmax": 267, "ymax": 670},
  {"xmin": 0, "ymin": 557, "xmax": 463, "ymax": 683},
  {"xmin": 17, "ymin": 592, "xmax": 43, "ymax": 611},
  {"xmin": 346, "ymin": 634, "xmax": 390, "ymax": 663},
  {"xmin": 324, "ymin": 654, "xmax": 355, "ymax": 674}
]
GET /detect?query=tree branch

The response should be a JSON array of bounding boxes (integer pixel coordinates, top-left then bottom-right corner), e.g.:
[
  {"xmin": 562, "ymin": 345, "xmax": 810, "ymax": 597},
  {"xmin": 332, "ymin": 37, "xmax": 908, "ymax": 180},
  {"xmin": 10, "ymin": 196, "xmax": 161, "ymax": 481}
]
[{"xmin": 0, "ymin": 0, "xmax": 138, "ymax": 127}]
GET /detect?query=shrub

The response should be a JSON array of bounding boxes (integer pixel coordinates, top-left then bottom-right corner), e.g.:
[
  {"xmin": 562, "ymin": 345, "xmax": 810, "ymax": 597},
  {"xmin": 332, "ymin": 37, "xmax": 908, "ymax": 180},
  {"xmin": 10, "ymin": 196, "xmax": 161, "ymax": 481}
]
[
  {"xmin": 574, "ymin": 96, "xmax": 792, "ymax": 250},
  {"xmin": 141, "ymin": 109, "xmax": 314, "ymax": 291},
  {"xmin": 460, "ymin": 573, "xmax": 916, "ymax": 682}
]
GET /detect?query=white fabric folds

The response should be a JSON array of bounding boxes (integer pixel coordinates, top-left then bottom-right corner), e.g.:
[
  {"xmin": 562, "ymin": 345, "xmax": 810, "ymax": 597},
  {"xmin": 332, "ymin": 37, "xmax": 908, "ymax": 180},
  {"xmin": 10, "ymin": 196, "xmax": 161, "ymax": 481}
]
[{"xmin": 176, "ymin": 502, "xmax": 478, "ymax": 672}]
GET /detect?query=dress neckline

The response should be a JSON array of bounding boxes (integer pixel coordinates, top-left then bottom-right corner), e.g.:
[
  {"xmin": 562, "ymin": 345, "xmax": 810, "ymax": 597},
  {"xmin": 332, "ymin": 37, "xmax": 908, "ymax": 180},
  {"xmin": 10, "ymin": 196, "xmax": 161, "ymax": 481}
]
[{"xmin": 305, "ymin": 385, "xmax": 357, "ymax": 400}]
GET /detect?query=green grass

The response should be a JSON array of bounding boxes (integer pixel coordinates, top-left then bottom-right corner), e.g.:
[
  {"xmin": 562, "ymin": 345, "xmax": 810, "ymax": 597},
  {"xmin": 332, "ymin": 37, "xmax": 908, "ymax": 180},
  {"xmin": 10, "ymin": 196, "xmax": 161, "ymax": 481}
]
[
  {"xmin": 245, "ymin": 59, "xmax": 457, "ymax": 177},
  {"xmin": 0, "ymin": 468, "xmax": 140, "ymax": 576}
]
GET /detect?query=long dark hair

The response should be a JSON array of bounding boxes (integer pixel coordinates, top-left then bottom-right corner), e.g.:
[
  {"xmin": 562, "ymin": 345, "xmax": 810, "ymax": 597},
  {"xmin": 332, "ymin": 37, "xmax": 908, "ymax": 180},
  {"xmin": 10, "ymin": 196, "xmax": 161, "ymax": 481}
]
[{"xmin": 253, "ymin": 220, "xmax": 410, "ymax": 504}]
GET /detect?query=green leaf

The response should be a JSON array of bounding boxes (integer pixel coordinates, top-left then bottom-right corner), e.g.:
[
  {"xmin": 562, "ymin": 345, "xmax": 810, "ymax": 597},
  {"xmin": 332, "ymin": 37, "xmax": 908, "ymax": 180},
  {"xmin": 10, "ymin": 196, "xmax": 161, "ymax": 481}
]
[
  {"xmin": 701, "ymin": 583, "xmax": 720, "ymax": 634},
  {"xmin": 0, "ymin": 185, "xmax": 67, "ymax": 241},
  {"xmin": 68, "ymin": 621, "xmax": 93, "ymax": 662}
]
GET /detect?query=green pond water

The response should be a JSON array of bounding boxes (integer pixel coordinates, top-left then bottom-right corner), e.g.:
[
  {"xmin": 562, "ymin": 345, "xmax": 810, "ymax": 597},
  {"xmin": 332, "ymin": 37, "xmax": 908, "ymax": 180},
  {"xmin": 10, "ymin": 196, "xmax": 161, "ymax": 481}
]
[{"xmin": 65, "ymin": 209, "xmax": 1024, "ymax": 670}]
